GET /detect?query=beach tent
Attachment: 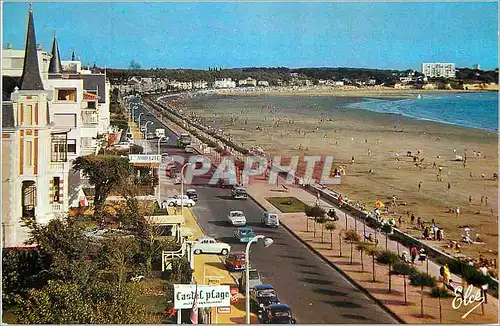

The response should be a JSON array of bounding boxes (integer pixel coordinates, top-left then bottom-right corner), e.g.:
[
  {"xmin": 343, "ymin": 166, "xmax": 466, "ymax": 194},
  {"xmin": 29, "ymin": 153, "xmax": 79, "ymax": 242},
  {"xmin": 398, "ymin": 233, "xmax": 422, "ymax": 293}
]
[{"xmin": 375, "ymin": 201, "xmax": 385, "ymax": 208}]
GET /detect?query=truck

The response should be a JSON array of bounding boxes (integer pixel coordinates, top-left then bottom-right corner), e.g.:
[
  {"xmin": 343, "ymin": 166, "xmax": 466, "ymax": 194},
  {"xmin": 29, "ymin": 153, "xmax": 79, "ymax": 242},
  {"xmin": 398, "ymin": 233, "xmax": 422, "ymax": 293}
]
[
  {"xmin": 155, "ymin": 128, "xmax": 166, "ymax": 139},
  {"xmin": 177, "ymin": 133, "xmax": 192, "ymax": 148}
]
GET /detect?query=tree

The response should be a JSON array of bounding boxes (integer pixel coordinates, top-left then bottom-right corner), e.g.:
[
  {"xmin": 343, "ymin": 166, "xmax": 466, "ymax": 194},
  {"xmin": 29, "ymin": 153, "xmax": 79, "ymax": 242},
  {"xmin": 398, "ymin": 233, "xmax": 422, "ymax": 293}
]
[
  {"xmin": 304, "ymin": 204, "xmax": 325, "ymax": 234},
  {"xmin": 170, "ymin": 256, "xmax": 193, "ymax": 284},
  {"xmin": 409, "ymin": 271, "xmax": 437, "ymax": 317},
  {"xmin": 343, "ymin": 229, "xmax": 361, "ymax": 265},
  {"xmin": 390, "ymin": 261, "xmax": 417, "ymax": 304},
  {"xmin": 376, "ymin": 250, "xmax": 400, "ymax": 292},
  {"xmin": 72, "ymin": 155, "xmax": 131, "ymax": 219},
  {"xmin": 100, "ymin": 235, "xmax": 139, "ymax": 289},
  {"xmin": 316, "ymin": 216, "xmax": 328, "ymax": 243},
  {"xmin": 365, "ymin": 246, "xmax": 380, "ymax": 282},
  {"xmin": 381, "ymin": 223, "xmax": 393, "ymax": 250},
  {"xmin": 325, "ymin": 222, "xmax": 336, "ymax": 249},
  {"xmin": 356, "ymin": 242, "xmax": 370, "ymax": 272}
]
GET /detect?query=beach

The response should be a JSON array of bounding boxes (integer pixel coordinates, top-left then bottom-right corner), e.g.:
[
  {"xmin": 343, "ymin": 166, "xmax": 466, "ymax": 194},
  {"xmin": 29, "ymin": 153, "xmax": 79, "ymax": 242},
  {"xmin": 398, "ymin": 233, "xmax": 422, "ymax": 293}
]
[{"xmin": 171, "ymin": 90, "xmax": 498, "ymax": 263}]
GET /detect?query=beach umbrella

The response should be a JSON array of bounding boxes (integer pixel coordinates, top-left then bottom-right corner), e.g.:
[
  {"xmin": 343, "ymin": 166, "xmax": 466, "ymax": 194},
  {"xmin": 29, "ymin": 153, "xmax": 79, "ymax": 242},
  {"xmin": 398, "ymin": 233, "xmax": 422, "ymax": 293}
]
[{"xmin": 375, "ymin": 201, "xmax": 385, "ymax": 208}]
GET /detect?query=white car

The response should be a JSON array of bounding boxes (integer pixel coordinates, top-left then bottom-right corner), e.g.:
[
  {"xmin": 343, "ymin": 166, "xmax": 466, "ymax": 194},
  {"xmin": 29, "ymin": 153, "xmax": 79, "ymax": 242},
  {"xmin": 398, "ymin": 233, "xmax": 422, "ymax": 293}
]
[
  {"xmin": 165, "ymin": 196, "xmax": 196, "ymax": 207},
  {"xmin": 228, "ymin": 211, "xmax": 247, "ymax": 226},
  {"xmin": 192, "ymin": 237, "xmax": 231, "ymax": 255},
  {"xmin": 185, "ymin": 145, "xmax": 195, "ymax": 153}
]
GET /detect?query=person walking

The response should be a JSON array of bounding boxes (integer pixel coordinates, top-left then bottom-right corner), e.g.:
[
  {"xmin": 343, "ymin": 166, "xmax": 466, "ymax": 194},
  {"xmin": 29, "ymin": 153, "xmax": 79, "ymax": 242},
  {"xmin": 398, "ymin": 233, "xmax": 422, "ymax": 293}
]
[
  {"xmin": 455, "ymin": 207, "xmax": 460, "ymax": 218},
  {"xmin": 418, "ymin": 181, "xmax": 422, "ymax": 191},
  {"xmin": 410, "ymin": 213, "xmax": 415, "ymax": 224},
  {"xmin": 469, "ymin": 195, "xmax": 472, "ymax": 204},
  {"xmin": 447, "ymin": 182, "xmax": 451, "ymax": 191},
  {"xmin": 410, "ymin": 246, "xmax": 418, "ymax": 264},
  {"xmin": 485, "ymin": 197, "xmax": 488, "ymax": 206}
]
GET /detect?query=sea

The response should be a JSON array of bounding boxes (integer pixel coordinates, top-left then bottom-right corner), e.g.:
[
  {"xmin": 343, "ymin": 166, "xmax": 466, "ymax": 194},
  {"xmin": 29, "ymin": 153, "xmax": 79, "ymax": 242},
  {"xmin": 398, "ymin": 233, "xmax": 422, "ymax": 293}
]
[
  {"xmin": 345, "ymin": 92, "xmax": 499, "ymax": 132},
  {"xmin": 186, "ymin": 91, "xmax": 498, "ymax": 132}
]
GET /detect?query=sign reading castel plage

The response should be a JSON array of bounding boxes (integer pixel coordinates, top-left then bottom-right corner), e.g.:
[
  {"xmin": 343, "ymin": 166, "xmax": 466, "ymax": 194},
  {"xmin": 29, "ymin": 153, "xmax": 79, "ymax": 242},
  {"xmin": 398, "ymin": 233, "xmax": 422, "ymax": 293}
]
[
  {"xmin": 174, "ymin": 284, "xmax": 231, "ymax": 309},
  {"xmin": 128, "ymin": 154, "xmax": 161, "ymax": 163}
]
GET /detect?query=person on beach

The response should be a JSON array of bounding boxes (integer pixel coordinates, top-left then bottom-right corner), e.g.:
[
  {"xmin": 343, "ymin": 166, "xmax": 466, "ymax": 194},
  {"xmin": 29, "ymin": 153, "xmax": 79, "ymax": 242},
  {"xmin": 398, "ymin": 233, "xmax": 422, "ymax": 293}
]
[
  {"xmin": 411, "ymin": 213, "xmax": 415, "ymax": 224},
  {"xmin": 455, "ymin": 207, "xmax": 460, "ymax": 218},
  {"xmin": 418, "ymin": 181, "xmax": 422, "ymax": 191},
  {"xmin": 447, "ymin": 182, "xmax": 451, "ymax": 191},
  {"xmin": 469, "ymin": 195, "xmax": 472, "ymax": 204},
  {"xmin": 485, "ymin": 197, "xmax": 488, "ymax": 205},
  {"xmin": 410, "ymin": 246, "xmax": 418, "ymax": 264},
  {"xmin": 351, "ymin": 156, "xmax": 355, "ymax": 164},
  {"xmin": 481, "ymin": 196, "xmax": 484, "ymax": 204}
]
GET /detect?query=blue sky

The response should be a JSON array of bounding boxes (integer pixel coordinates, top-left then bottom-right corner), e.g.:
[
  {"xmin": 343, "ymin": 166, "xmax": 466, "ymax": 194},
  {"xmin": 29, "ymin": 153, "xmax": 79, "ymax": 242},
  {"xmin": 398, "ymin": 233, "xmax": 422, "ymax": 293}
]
[{"xmin": 3, "ymin": 1, "xmax": 498, "ymax": 70}]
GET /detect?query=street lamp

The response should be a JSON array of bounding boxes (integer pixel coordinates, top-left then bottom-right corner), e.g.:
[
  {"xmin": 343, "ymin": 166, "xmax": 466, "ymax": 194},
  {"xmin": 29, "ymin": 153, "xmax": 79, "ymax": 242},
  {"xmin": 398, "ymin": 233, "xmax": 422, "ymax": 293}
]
[
  {"xmin": 157, "ymin": 136, "xmax": 169, "ymax": 155},
  {"xmin": 246, "ymin": 235, "xmax": 273, "ymax": 324},
  {"xmin": 144, "ymin": 121, "xmax": 153, "ymax": 138},
  {"xmin": 180, "ymin": 163, "xmax": 192, "ymax": 216},
  {"xmin": 138, "ymin": 112, "xmax": 144, "ymax": 127}
]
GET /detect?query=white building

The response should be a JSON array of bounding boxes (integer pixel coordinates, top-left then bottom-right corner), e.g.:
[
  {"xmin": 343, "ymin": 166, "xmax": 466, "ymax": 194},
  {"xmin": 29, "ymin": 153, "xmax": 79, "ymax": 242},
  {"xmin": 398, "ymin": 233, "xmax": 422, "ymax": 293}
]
[
  {"xmin": 422, "ymin": 63, "xmax": 456, "ymax": 78},
  {"xmin": 2, "ymin": 6, "xmax": 111, "ymax": 247},
  {"xmin": 257, "ymin": 80, "xmax": 269, "ymax": 87},
  {"xmin": 193, "ymin": 80, "xmax": 208, "ymax": 89},
  {"xmin": 214, "ymin": 78, "xmax": 236, "ymax": 88},
  {"xmin": 238, "ymin": 77, "xmax": 257, "ymax": 87}
]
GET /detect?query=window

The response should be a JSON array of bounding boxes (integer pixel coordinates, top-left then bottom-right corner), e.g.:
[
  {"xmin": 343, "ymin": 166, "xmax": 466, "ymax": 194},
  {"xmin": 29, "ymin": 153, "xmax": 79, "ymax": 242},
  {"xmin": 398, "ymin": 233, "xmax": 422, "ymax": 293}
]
[
  {"xmin": 53, "ymin": 177, "xmax": 60, "ymax": 203},
  {"xmin": 67, "ymin": 139, "xmax": 77, "ymax": 153},
  {"xmin": 51, "ymin": 134, "xmax": 68, "ymax": 162},
  {"xmin": 24, "ymin": 105, "xmax": 33, "ymax": 125},
  {"xmin": 26, "ymin": 141, "xmax": 33, "ymax": 167},
  {"xmin": 22, "ymin": 181, "xmax": 36, "ymax": 218},
  {"xmin": 87, "ymin": 101, "xmax": 96, "ymax": 109},
  {"xmin": 57, "ymin": 89, "xmax": 76, "ymax": 102}
]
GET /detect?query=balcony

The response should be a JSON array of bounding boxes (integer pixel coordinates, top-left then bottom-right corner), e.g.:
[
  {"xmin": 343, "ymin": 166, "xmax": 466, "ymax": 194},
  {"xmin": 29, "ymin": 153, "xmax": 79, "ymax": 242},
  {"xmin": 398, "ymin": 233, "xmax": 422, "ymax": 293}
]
[
  {"xmin": 52, "ymin": 203, "xmax": 63, "ymax": 212},
  {"xmin": 81, "ymin": 111, "xmax": 99, "ymax": 124},
  {"xmin": 49, "ymin": 161, "xmax": 69, "ymax": 171}
]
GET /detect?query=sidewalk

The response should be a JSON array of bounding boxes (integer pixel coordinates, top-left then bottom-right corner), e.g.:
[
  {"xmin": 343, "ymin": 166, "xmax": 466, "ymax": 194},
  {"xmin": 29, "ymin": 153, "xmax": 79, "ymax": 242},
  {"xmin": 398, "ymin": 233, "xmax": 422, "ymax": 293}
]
[
  {"xmin": 166, "ymin": 189, "xmax": 258, "ymax": 324},
  {"xmin": 246, "ymin": 179, "xmax": 499, "ymax": 324}
]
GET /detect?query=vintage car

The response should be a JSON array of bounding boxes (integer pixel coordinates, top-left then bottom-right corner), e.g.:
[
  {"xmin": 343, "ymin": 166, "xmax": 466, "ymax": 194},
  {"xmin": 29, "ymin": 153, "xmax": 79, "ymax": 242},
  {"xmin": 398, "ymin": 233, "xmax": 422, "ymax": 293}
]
[
  {"xmin": 227, "ymin": 211, "xmax": 247, "ymax": 226},
  {"xmin": 186, "ymin": 189, "xmax": 199, "ymax": 201},
  {"xmin": 164, "ymin": 195, "xmax": 196, "ymax": 207},
  {"xmin": 234, "ymin": 227, "xmax": 256, "ymax": 243},
  {"xmin": 261, "ymin": 211, "xmax": 280, "ymax": 228},
  {"xmin": 259, "ymin": 304, "xmax": 297, "ymax": 324},
  {"xmin": 225, "ymin": 251, "xmax": 246, "ymax": 271},
  {"xmin": 217, "ymin": 178, "xmax": 236, "ymax": 189},
  {"xmin": 250, "ymin": 284, "xmax": 280, "ymax": 313},
  {"xmin": 238, "ymin": 268, "xmax": 262, "ymax": 293},
  {"xmin": 231, "ymin": 187, "xmax": 248, "ymax": 200},
  {"xmin": 192, "ymin": 236, "xmax": 231, "ymax": 255}
]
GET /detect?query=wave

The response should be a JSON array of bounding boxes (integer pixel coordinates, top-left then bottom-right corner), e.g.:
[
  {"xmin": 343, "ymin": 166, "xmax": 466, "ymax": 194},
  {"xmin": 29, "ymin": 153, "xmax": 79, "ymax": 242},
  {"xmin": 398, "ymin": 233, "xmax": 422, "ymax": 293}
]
[{"xmin": 344, "ymin": 92, "xmax": 498, "ymax": 131}]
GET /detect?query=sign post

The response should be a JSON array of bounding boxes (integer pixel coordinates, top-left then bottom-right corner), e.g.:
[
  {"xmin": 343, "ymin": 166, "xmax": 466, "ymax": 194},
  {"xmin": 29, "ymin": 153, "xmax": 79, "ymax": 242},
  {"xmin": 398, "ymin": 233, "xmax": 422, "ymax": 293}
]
[{"xmin": 174, "ymin": 284, "xmax": 231, "ymax": 309}]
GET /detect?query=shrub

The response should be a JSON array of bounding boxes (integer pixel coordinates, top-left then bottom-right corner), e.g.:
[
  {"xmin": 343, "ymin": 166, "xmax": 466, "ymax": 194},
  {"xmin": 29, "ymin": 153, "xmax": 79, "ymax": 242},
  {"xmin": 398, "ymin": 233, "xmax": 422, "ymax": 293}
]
[
  {"xmin": 376, "ymin": 250, "xmax": 400, "ymax": 265},
  {"xmin": 430, "ymin": 286, "xmax": 454, "ymax": 298}
]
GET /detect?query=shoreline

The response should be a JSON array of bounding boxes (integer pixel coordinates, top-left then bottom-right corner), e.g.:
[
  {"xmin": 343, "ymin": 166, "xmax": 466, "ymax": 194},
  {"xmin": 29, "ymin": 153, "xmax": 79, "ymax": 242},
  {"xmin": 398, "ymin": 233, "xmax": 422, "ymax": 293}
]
[{"xmin": 171, "ymin": 91, "xmax": 498, "ymax": 262}]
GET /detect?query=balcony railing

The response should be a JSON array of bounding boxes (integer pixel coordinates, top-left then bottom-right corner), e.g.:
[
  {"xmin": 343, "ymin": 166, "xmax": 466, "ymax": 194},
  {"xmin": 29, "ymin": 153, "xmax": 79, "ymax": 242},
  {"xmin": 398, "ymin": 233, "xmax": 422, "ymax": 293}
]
[
  {"xmin": 81, "ymin": 112, "xmax": 99, "ymax": 124},
  {"xmin": 52, "ymin": 203, "xmax": 63, "ymax": 212}
]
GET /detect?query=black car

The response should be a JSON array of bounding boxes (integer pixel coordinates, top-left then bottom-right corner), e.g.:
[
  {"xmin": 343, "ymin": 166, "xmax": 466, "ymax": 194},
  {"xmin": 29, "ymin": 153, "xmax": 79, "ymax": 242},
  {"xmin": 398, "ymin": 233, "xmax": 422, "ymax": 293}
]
[
  {"xmin": 250, "ymin": 285, "xmax": 280, "ymax": 313},
  {"xmin": 259, "ymin": 304, "xmax": 296, "ymax": 324},
  {"xmin": 185, "ymin": 189, "xmax": 199, "ymax": 201}
]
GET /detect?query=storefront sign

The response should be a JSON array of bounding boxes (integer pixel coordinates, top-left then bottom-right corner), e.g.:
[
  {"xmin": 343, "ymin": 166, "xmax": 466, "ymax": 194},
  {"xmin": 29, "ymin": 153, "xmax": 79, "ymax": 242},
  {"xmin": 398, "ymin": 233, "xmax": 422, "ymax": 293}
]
[
  {"xmin": 174, "ymin": 284, "xmax": 231, "ymax": 309},
  {"xmin": 128, "ymin": 154, "xmax": 161, "ymax": 163}
]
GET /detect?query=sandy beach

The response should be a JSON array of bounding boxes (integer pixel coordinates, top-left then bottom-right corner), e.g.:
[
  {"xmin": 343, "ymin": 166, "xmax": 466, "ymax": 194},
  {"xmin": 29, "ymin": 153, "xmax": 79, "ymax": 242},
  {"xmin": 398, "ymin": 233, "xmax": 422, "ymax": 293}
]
[{"xmin": 170, "ymin": 90, "xmax": 498, "ymax": 263}]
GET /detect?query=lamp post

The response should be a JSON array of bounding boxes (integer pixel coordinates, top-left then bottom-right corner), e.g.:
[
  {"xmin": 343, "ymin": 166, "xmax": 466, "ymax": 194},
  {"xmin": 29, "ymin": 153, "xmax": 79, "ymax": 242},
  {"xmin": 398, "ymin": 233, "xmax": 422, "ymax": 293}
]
[
  {"xmin": 157, "ymin": 136, "xmax": 169, "ymax": 155},
  {"xmin": 245, "ymin": 235, "xmax": 273, "ymax": 324},
  {"xmin": 180, "ymin": 163, "xmax": 192, "ymax": 216},
  {"xmin": 138, "ymin": 112, "xmax": 144, "ymax": 128},
  {"xmin": 144, "ymin": 121, "xmax": 153, "ymax": 138}
]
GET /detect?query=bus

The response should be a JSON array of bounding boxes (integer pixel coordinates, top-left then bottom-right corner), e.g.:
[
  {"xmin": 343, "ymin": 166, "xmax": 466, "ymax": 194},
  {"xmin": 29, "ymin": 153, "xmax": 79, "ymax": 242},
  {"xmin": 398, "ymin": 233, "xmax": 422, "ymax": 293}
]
[{"xmin": 177, "ymin": 133, "xmax": 191, "ymax": 148}]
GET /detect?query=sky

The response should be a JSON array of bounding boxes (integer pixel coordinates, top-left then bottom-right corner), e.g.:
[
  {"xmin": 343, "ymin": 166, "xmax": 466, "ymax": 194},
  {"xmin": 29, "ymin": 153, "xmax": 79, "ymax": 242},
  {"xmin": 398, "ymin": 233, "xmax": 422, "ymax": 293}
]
[{"xmin": 2, "ymin": 1, "xmax": 499, "ymax": 70}]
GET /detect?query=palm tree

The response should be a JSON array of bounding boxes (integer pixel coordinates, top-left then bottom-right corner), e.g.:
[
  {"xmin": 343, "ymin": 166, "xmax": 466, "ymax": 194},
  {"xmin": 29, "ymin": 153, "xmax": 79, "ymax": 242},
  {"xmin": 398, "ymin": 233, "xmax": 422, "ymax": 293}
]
[
  {"xmin": 381, "ymin": 223, "xmax": 393, "ymax": 250},
  {"xmin": 390, "ymin": 261, "xmax": 417, "ymax": 305},
  {"xmin": 356, "ymin": 242, "xmax": 370, "ymax": 272},
  {"xmin": 365, "ymin": 246, "xmax": 380, "ymax": 282},
  {"xmin": 304, "ymin": 204, "xmax": 325, "ymax": 233},
  {"xmin": 343, "ymin": 229, "xmax": 361, "ymax": 265},
  {"xmin": 325, "ymin": 222, "xmax": 336, "ymax": 249},
  {"xmin": 409, "ymin": 271, "xmax": 437, "ymax": 317},
  {"xmin": 316, "ymin": 216, "xmax": 328, "ymax": 243},
  {"xmin": 376, "ymin": 250, "xmax": 400, "ymax": 292}
]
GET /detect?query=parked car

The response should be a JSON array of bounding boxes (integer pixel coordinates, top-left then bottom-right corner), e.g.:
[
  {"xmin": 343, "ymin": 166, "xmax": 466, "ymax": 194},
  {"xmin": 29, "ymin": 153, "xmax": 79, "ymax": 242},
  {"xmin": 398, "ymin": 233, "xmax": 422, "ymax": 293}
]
[
  {"xmin": 234, "ymin": 227, "xmax": 256, "ymax": 243},
  {"xmin": 225, "ymin": 251, "xmax": 246, "ymax": 271},
  {"xmin": 238, "ymin": 268, "xmax": 263, "ymax": 293},
  {"xmin": 185, "ymin": 145, "xmax": 195, "ymax": 153},
  {"xmin": 250, "ymin": 284, "xmax": 280, "ymax": 313},
  {"xmin": 231, "ymin": 187, "xmax": 248, "ymax": 200},
  {"xmin": 227, "ymin": 211, "xmax": 247, "ymax": 226},
  {"xmin": 192, "ymin": 236, "xmax": 230, "ymax": 255},
  {"xmin": 146, "ymin": 132, "xmax": 155, "ymax": 139},
  {"xmin": 261, "ymin": 211, "xmax": 280, "ymax": 228},
  {"xmin": 259, "ymin": 304, "xmax": 296, "ymax": 324},
  {"xmin": 217, "ymin": 178, "xmax": 235, "ymax": 189},
  {"xmin": 186, "ymin": 189, "xmax": 199, "ymax": 201},
  {"xmin": 164, "ymin": 196, "xmax": 196, "ymax": 207}
]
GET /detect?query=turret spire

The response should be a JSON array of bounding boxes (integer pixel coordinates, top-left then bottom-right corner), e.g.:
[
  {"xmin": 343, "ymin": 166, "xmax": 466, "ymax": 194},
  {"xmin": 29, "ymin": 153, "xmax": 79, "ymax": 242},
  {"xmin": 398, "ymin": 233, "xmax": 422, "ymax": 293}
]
[
  {"xmin": 71, "ymin": 49, "xmax": 76, "ymax": 61},
  {"xmin": 20, "ymin": 4, "xmax": 44, "ymax": 90},
  {"xmin": 49, "ymin": 35, "xmax": 63, "ymax": 74}
]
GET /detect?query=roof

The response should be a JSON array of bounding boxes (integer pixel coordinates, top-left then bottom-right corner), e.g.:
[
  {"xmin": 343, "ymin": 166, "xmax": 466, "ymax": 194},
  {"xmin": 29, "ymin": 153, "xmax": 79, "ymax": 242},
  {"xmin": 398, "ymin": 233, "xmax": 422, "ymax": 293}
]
[
  {"xmin": 48, "ymin": 37, "xmax": 63, "ymax": 74},
  {"xmin": 20, "ymin": 8, "xmax": 44, "ymax": 90},
  {"xmin": 237, "ymin": 227, "xmax": 253, "ymax": 232},
  {"xmin": 269, "ymin": 303, "xmax": 291, "ymax": 310},
  {"xmin": 2, "ymin": 76, "xmax": 21, "ymax": 101},
  {"xmin": 2, "ymin": 102, "xmax": 15, "ymax": 128},
  {"xmin": 82, "ymin": 74, "xmax": 106, "ymax": 103},
  {"xmin": 83, "ymin": 92, "xmax": 100, "ymax": 100},
  {"xmin": 255, "ymin": 284, "xmax": 274, "ymax": 290}
]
